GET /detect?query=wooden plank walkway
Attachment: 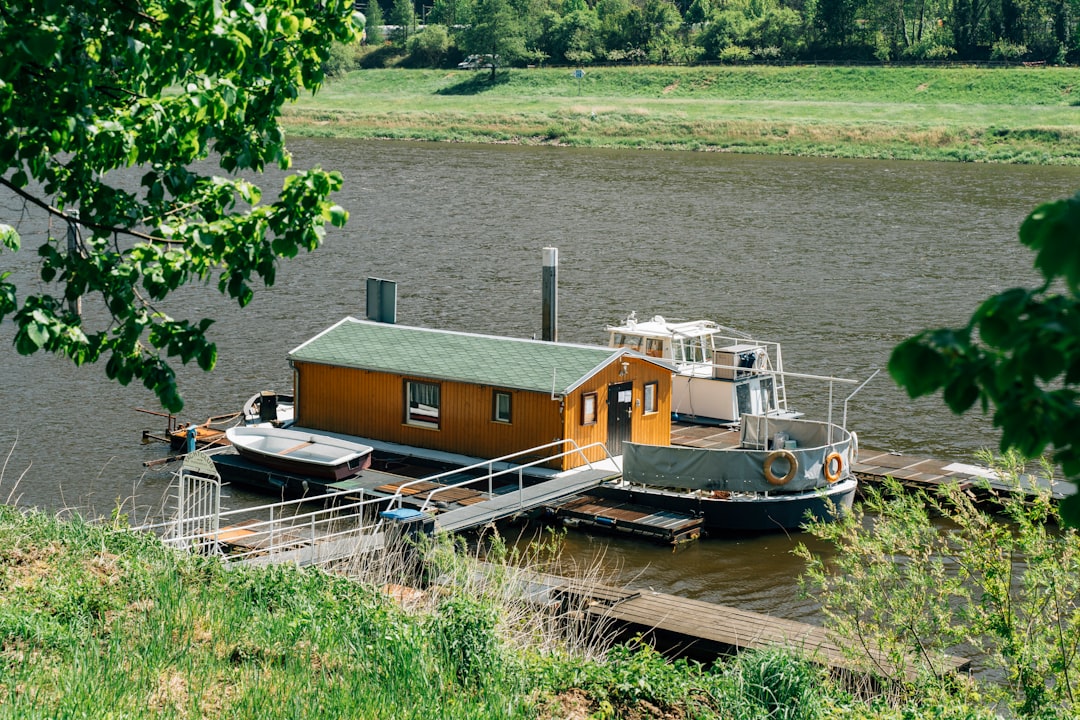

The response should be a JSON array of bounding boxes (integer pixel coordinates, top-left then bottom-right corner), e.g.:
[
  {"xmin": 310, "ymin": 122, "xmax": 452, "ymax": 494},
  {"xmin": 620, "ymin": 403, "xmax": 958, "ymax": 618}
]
[
  {"xmin": 580, "ymin": 584, "xmax": 970, "ymax": 681},
  {"xmin": 854, "ymin": 449, "xmax": 1070, "ymax": 500},
  {"xmin": 512, "ymin": 569, "xmax": 969, "ymax": 680}
]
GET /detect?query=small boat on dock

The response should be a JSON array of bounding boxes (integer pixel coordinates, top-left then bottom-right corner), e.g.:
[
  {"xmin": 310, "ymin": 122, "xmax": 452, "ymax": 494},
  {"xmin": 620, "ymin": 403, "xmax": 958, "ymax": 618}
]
[
  {"xmin": 225, "ymin": 426, "xmax": 374, "ymax": 481},
  {"xmin": 600, "ymin": 313, "xmax": 860, "ymax": 533}
]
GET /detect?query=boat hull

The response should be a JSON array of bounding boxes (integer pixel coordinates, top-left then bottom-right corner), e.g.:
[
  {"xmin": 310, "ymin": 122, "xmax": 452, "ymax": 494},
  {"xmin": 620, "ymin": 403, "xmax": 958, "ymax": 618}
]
[
  {"xmin": 591, "ymin": 478, "xmax": 856, "ymax": 533},
  {"xmin": 225, "ymin": 427, "xmax": 374, "ymax": 481}
]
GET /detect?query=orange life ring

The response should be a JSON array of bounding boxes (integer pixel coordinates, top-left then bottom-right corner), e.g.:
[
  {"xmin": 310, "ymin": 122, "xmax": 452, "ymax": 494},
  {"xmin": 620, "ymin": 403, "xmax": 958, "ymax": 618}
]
[
  {"xmin": 824, "ymin": 452, "xmax": 844, "ymax": 483},
  {"xmin": 763, "ymin": 450, "xmax": 798, "ymax": 486}
]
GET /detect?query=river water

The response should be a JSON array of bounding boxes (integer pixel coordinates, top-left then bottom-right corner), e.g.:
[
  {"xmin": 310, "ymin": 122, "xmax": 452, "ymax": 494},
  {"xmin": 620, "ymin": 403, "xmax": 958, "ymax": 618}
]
[{"xmin": 3, "ymin": 138, "xmax": 1079, "ymax": 626}]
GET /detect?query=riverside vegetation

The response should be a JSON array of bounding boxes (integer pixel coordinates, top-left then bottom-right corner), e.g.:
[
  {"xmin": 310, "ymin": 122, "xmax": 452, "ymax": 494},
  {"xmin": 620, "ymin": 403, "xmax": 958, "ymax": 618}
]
[
  {"xmin": 283, "ymin": 64, "xmax": 1080, "ymax": 164},
  {"xmin": 1, "ymin": 456, "xmax": 1074, "ymax": 720}
]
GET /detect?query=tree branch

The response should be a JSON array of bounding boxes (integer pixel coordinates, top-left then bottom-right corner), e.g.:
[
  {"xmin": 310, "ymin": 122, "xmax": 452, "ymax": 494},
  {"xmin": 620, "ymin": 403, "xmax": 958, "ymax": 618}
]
[{"xmin": 0, "ymin": 176, "xmax": 175, "ymax": 246}]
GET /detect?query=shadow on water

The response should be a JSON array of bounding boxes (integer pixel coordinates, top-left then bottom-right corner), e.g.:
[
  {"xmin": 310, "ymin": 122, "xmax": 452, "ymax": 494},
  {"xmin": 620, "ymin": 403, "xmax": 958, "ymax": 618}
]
[{"xmin": 435, "ymin": 72, "xmax": 511, "ymax": 95}]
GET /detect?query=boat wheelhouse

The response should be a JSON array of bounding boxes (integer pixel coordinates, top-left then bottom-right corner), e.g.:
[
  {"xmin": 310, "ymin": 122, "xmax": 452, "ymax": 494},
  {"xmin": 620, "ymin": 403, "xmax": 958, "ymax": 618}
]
[{"xmin": 607, "ymin": 313, "xmax": 794, "ymax": 426}]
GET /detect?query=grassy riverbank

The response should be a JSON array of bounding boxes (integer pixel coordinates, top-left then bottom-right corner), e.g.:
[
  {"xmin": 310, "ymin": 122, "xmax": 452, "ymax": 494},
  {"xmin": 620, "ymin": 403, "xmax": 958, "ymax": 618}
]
[
  {"xmin": 283, "ymin": 65, "xmax": 1080, "ymax": 163},
  {"xmin": 0, "ymin": 506, "xmax": 1000, "ymax": 719}
]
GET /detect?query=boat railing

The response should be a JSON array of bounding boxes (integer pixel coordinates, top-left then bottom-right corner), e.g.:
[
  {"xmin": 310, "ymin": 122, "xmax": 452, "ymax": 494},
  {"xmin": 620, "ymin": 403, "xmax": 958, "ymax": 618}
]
[{"xmin": 384, "ymin": 439, "xmax": 615, "ymax": 515}]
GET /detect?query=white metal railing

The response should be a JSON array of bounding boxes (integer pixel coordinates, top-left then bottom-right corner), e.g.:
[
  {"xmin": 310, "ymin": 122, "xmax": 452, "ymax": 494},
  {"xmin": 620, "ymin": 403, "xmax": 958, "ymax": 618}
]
[
  {"xmin": 382, "ymin": 439, "xmax": 614, "ymax": 515},
  {"xmin": 134, "ymin": 438, "xmax": 615, "ymax": 564}
]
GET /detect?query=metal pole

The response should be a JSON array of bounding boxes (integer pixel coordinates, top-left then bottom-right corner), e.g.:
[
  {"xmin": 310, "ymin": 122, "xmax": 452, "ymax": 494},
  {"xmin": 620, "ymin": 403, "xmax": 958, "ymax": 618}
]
[{"xmin": 542, "ymin": 247, "xmax": 558, "ymax": 342}]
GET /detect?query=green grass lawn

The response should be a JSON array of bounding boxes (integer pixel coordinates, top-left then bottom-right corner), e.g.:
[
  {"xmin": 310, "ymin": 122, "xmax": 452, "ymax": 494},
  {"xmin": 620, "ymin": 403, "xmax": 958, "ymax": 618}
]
[{"xmin": 285, "ymin": 65, "xmax": 1080, "ymax": 163}]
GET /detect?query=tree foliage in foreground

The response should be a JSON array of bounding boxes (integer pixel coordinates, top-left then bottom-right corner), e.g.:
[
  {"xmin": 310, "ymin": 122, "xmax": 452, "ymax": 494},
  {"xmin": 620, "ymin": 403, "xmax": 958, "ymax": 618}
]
[
  {"xmin": 0, "ymin": 0, "xmax": 359, "ymax": 412},
  {"xmin": 799, "ymin": 454, "xmax": 1080, "ymax": 718},
  {"xmin": 889, "ymin": 192, "xmax": 1080, "ymax": 524}
]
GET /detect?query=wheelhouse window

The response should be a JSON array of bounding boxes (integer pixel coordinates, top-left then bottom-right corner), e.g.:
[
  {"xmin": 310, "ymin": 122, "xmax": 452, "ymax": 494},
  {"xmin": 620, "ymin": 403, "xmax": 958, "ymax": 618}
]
[
  {"xmin": 493, "ymin": 391, "xmax": 512, "ymax": 423},
  {"xmin": 405, "ymin": 380, "xmax": 440, "ymax": 428},
  {"xmin": 581, "ymin": 392, "xmax": 597, "ymax": 425},
  {"xmin": 643, "ymin": 381, "xmax": 658, "ymax": 414}
]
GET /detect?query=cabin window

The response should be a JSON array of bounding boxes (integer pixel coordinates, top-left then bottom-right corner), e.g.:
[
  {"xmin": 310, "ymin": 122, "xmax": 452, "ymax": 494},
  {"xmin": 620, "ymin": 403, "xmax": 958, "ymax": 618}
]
[
  {"xmin": 643, "ymin": 382, "xmax": 658, "ymax": 414},
  {"xmin": 405, "ymin": 380, "xmax": 440, "ymax": 428},
  {"xmin": 644, "ymin": 338, "xmax": 664, "ymax": 358},
  {"xmin": 581, "ymin": 392, "xmax": 597, "ymax": 425},
  {"xmin": 611, "ymin": 333, "xmax": 642, "ymax": 352},
  {"xmin": 493, "ymin": 391, "xmax": 512, "ymax": 423}
]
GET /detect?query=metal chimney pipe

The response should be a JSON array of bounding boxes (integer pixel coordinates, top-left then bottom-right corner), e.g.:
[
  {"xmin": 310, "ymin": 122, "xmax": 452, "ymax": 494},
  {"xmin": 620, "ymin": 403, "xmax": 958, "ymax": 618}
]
[{"xmin": 542, "ymin": 247, "xmax": 558, "ymax": 342}]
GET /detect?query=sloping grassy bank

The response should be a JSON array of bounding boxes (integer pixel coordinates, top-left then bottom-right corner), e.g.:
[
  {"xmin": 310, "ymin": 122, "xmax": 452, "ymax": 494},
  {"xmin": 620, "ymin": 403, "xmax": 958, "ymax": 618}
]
[
  {"xmin": 284, "ymin": 65, "xmax": 1080, "ymax": 163},
  {"xmin": 0, "ymin": 507, "xmax": 1000, "ymax": 719}
]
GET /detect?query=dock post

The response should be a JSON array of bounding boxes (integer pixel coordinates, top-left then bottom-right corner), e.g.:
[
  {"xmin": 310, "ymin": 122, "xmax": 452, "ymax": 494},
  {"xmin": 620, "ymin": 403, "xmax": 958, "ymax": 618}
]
[{"xmin": 542, "ymin": 247, "xmax": 558, "ymax": 342}]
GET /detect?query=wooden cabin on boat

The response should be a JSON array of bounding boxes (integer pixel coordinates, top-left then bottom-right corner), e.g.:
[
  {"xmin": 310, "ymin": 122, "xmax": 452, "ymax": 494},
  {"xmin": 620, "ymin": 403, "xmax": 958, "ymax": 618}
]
[{"xmin": 286, "ymin": 318, "xmax": 673, "ymax": 471}]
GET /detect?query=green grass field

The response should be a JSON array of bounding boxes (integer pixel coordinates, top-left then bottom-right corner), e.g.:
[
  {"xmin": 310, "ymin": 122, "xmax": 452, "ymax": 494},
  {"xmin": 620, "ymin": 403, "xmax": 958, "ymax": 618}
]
[{"xmin": 285, "ymin": 65, "xmax": 1080, "ymax": 163}]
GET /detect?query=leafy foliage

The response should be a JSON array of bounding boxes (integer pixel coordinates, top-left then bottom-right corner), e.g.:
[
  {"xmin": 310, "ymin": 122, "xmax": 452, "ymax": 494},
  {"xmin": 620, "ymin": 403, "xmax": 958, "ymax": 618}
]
[
  {"xmin": 0, "ymin": 1, "xmax": 359, "ymax": 411},
  {"xmin": 889, "ymin": 192, "xmax": 1080, "ymax": 524},
  {"xmin": 799, "ymin": 454, "xmax": 1080, "ymax": 717}
]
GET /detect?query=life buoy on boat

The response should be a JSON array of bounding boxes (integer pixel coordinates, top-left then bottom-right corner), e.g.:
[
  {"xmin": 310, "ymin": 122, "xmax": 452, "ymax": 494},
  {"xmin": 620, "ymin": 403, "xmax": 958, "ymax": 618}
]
[
  {"xmin": 824, "ymin": 452, "xmax": 844, "ymax": 484},
  {"xmin": 763, "ymin": 450, "xmax": 798, "ymax": 486}
]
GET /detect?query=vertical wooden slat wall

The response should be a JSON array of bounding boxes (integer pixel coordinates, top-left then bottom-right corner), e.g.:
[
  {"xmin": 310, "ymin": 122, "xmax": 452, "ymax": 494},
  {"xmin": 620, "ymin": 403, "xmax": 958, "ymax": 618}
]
[{"xmin": 294, "ymin": 356, "xmax": 672, "ymax": 471}]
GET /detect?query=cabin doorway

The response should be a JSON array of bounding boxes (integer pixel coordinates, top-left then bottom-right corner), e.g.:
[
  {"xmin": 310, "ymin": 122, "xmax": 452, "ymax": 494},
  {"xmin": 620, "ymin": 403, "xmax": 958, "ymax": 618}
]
[{"xmin": 606, "ymin": 382, "xmax": 633, "ymax": 456}]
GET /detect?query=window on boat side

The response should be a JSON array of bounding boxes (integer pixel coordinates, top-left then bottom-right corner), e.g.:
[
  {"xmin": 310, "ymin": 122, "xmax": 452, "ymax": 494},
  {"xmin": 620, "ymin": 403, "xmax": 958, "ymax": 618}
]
[
  {"xmin": 643, "ymin": 382, "xmax": 658, "ymax": 414},
  {"xmin": 644, "ymin": 338, "xmax": 664, "ymax": 358},
  {"xmin": 493, "ymin": 391, "xmax": 512, "ymax": 423},
  {"xmin": 581, "ymin": 392, "xmax": 597, "ymax": 425},
  {"xmin": 405, "ymin": 380, "xmax": 440, "ymax": 428},
  {"xmin": 612, "ymin": 333, "xmax": 642, "ymax": 352}
]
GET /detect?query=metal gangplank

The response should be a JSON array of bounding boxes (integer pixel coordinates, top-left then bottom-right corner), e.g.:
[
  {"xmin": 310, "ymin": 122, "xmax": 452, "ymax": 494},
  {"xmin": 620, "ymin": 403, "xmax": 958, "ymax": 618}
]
[
  {"xmin": 376, "ymin": 439, "xmax": 621, "ymax": 533},
  {"xmin": 136, "ymin": 440, "xmax": 621, "ymax": 567}
]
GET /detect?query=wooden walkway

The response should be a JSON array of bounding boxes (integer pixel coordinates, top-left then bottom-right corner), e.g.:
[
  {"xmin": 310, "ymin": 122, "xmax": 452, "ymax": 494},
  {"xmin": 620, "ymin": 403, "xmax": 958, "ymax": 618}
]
[
  {"xmin": 520, "ymin": 571, "xmax": 969, "ymax": 681},
  {"xmin": 853, "ymin": 449, "xmax": 1070, "ymax": 500}
]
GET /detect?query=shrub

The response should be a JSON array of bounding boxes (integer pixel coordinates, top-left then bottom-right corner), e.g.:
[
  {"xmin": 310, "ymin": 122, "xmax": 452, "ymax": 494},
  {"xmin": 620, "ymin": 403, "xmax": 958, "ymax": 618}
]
[{"xmin": 798, "ymin": 452, "xmax": 1080, "ymax": 717}]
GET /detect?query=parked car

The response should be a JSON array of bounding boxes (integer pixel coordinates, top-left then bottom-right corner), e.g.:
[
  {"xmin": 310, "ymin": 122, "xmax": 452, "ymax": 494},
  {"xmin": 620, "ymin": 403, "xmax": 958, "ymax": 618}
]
[{"xmin": 457, "ymin": 54, "xmax": 498, "ymax": 69}]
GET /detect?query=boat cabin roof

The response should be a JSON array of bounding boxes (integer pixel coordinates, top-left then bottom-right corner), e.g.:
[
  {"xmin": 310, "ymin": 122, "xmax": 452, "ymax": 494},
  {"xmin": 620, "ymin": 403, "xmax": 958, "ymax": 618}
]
[
  {"xmin": 288, "ymin": 317, "xmax": 669, "ymax": 396},
  {"xmin": 606, "ymin": 315, "xmax": 726, "ymax": 342}
]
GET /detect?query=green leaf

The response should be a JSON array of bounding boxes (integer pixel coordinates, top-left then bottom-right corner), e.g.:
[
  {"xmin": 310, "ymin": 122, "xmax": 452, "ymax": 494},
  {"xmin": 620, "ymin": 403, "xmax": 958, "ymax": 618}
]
[
  {"xmin": 888, "ymin": 337, "xmax": 948, "ymax": 398},
  {"xmin": 0, "ymin": 224, "xmax": 19, "ymax": 251}
]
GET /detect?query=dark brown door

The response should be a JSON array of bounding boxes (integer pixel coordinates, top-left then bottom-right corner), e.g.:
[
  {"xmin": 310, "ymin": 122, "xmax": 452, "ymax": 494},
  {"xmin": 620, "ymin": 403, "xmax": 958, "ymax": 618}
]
[{"xmin": 606, "ymin": 382, "xmax": 633, "ymax": 456}]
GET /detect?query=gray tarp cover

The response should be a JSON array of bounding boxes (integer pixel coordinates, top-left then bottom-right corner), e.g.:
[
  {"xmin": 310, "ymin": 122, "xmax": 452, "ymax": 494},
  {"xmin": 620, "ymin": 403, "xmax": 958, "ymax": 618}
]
[{"xmin": 623, "ymin": 416, "xmax": 852, "ymax": 493}]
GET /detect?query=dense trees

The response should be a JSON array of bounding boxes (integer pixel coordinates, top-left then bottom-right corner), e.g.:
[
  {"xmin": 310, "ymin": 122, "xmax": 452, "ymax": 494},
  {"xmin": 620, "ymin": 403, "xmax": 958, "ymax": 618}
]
[
  {"xmin": 0, "ymin": 1, "xmax": 359, "ymax": 411},
  {"xmin": 369, "ymin": 0, "xmax": 1078, "ymax": 65}
]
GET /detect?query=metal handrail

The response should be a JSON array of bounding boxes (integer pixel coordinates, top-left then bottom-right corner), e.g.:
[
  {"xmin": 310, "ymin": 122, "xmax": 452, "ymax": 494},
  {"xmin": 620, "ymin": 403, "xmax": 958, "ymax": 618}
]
[
  {"xmin": 410, "ymin": 440, "xmax": 615, "ymax": 515},
  {"xmin": 380, "ymin": 438, "xmax": 610, "ymax": 512}
]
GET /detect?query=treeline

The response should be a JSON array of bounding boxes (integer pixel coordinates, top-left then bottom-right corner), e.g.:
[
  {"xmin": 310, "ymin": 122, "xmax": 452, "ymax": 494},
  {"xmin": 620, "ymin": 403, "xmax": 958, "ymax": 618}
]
[{"xmin": 349, "ymin": 0, "xmax": 1080, "ymax": 69}]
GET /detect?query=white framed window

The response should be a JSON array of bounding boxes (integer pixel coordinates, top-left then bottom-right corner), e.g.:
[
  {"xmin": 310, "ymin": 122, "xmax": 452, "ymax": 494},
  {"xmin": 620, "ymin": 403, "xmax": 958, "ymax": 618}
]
[
  {"xmin": 405, "ymin": 380, "xmax": 440, "ymax": 428},
  {"xmin": 644, "ymin": 381, "xmax": 658, "ymax": 414},
  {"xmin": 493, "ymin": 391, "xmax": 512, "ymax": 423}
]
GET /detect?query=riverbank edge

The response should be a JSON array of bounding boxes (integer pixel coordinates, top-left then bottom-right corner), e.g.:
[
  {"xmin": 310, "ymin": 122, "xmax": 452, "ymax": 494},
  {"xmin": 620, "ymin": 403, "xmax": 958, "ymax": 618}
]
[{"xmin": 280, "ymin": 66, "xmax": 1080, "ymax": 165}]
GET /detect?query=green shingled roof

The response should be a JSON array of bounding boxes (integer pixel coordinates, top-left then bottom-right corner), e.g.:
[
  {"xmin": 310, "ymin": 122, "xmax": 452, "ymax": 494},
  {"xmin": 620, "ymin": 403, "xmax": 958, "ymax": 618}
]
[{"xmin": 288, "ymin": 318, "xmax": 630, "ymax": 395}]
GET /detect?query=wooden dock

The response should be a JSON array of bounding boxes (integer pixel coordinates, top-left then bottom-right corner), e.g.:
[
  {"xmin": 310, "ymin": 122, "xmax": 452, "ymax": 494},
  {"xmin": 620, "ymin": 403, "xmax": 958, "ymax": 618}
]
[
  {"xmin": 544, "ymin": 494, "xmax": 703, "ymax": 543},
  {"xmin": 574, "ymin": 583, "xmax": 970, "ymax": 681}
]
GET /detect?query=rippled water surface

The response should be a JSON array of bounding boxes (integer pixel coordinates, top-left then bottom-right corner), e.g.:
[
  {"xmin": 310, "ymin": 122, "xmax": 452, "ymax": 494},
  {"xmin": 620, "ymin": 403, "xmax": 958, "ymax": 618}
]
[{"xmin": 3, "ymin": 139, "xmax": 1078, "ymax": 629}]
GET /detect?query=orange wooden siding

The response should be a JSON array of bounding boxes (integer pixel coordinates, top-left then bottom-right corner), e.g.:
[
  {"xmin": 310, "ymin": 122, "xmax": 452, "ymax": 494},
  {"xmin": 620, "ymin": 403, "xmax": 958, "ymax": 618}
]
[{"xmin": 294, "ymin": 355, "xmax": 671, "ymax": 471}]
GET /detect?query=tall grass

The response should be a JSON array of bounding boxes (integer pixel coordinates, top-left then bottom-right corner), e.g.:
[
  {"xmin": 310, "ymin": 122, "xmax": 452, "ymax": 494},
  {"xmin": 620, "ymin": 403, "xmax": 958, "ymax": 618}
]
[
  {"xmin": 285, "ymin": 65, "xmax": 1080, "ymax": 164},
  {"xmin": 0, "ymin": 502, "xmax": 1010, "ymax": 718}
]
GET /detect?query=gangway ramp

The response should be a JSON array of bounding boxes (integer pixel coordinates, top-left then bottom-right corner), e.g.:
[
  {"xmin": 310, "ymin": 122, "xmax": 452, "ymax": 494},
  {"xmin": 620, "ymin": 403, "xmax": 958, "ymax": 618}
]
[{"xmin": 434, "ymin": 467, "xmax": 618, "ymax": 533}]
